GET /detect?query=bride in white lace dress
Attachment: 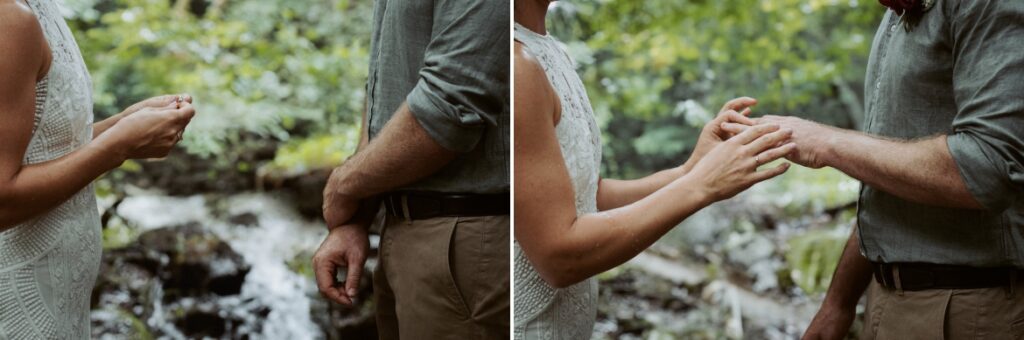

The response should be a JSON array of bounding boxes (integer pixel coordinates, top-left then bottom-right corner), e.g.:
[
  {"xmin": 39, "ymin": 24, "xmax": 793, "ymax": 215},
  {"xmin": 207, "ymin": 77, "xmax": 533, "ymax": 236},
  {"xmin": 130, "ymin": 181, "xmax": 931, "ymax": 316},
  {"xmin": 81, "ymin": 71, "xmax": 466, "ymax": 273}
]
[
  {"xmin": 513, "ymin": 1, "xmax": 797, "ymax": 338},
  {"xmin": 0, "ymin": 1, "xmax": 196, "ymax": 338}
]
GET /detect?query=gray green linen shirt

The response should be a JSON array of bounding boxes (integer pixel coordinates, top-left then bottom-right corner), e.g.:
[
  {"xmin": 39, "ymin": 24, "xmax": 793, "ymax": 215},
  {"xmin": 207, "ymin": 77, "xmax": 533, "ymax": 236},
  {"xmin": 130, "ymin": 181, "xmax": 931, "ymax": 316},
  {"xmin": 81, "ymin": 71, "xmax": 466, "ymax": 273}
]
[
  {"xmin": 365, "ymin": 0, "xmax": 509, "ymax": 194},
  {"xmin": 858, "ymin": 1, "xmax": 1024, "ymax": 266}
]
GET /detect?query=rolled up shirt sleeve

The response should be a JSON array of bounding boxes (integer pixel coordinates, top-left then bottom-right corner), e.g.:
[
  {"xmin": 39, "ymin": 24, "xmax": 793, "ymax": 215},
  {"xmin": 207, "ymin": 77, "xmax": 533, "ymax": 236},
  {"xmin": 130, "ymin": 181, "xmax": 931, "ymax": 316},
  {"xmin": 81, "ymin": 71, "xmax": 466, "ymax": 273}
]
[
  {"xmin": 946, "ymin": 1, "xmax": 1024, "ymax": 211},
  {"xmin": 406, "ymin": 0, "xmax": 509, "ymax": 153}
]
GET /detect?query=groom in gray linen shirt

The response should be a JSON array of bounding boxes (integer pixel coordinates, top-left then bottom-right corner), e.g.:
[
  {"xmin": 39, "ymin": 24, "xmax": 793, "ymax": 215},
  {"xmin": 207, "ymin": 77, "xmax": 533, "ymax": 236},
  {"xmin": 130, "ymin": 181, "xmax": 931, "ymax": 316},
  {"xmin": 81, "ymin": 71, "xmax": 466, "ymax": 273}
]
[
  {"xmin": 722, "ymin": 1, "xmax": 1024, "ymax": 338},
  {"xmin": 313, "ymin": 0, "xmax": 509, "ymax": 339}
]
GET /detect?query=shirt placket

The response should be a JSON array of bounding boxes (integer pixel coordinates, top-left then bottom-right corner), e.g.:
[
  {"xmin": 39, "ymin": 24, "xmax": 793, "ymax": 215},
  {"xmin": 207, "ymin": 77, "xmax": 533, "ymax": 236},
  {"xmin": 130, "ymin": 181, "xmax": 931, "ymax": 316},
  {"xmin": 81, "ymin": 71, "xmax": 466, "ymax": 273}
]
[
  {"xmin": 865, "ymin": 13, "xmax": 902, "ymax": 131},
  {"xmin": 366, "ymin": 0, "xmax": 390, "ymax": 136}
]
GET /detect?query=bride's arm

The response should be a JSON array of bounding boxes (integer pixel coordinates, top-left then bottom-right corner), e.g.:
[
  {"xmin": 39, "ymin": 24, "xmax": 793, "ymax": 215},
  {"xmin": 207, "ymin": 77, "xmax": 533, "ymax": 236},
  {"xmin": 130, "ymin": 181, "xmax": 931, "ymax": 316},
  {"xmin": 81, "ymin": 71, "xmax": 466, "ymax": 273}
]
[
  {"xmin": 515, "ymin": 45, "xmax": 794, "ymax": 288},
  {"xmin": 596, "ymin": 169, "xmax": 686, "ymax": 211},
  {"xmin": 0, "ymin": 5, "xmax": 195, "ymax": 231}
]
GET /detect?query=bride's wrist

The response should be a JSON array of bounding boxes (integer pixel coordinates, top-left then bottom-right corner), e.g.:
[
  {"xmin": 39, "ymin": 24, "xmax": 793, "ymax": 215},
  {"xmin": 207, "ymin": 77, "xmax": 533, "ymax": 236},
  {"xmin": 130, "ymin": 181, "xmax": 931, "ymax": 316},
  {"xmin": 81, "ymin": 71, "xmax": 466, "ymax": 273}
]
[
  {"xmin": 673, "ymin": 173, "xmax": 714, "ymax": 206},
  {"xmin": 90, "ymin": 131, "xmax": 129, "ymax": 168}
]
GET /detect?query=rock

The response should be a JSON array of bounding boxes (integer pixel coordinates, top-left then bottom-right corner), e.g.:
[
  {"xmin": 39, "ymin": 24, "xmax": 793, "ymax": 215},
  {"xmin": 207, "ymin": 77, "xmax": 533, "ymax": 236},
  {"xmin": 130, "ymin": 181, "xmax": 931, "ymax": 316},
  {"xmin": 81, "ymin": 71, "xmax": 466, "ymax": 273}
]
[
  {"xmin": 130, "ymin": 224, "xmax": 249, "ymax": 300},
  {"xmin": 92, "ymin": 224, "xmax": 262, "ymax": 339}
]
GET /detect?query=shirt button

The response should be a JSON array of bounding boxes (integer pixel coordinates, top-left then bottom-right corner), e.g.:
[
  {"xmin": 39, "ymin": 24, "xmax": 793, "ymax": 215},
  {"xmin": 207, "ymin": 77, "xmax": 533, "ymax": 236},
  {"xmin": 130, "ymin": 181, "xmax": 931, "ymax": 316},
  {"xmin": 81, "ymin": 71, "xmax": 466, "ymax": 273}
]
[
  {"xmin": 890, "ymin": 24, "xmax": 898, "ymax": 32},
  {"xmin": 875, "ymin": 81, "xmax": 881, "ymax": 90}
]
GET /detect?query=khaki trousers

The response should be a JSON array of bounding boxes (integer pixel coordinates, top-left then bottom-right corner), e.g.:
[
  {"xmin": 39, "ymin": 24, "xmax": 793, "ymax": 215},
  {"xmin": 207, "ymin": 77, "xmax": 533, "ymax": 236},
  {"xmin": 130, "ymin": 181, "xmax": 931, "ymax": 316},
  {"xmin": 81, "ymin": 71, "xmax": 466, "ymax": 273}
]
[
  {"xmin": 374, "ymin": 215, "xmax": 509, "ymax": 340},
  {"xmin": 862, "ymin": 280, "xmax": 1024, "ymax": 339}
]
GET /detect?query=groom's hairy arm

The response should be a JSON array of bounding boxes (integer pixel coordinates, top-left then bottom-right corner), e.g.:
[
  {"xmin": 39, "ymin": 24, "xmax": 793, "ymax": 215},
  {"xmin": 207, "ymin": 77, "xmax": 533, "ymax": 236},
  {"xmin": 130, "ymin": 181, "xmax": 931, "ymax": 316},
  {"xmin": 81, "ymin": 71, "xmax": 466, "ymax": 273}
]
[
  {"xmin": 723, "ymin": 116, "xmax": 980, "ymax": 209},
  {"xmin": 0, "ymin": 3, "xmax": 125, "ymax": 230},
  {"xmin": 753, "ymin": 119, "xmax": 984, "ymax": 210},
  {"xmin": 323, "ymin": 105, "xmax": 458, "ymax": 224},
  {"xmin": 515, "ymin": 43, "xmax": 713, "ymax": 288}
]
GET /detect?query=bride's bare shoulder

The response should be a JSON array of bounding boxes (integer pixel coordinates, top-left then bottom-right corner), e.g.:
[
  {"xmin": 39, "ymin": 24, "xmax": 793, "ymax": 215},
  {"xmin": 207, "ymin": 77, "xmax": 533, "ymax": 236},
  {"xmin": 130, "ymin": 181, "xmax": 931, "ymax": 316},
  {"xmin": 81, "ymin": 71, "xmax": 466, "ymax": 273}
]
[
  {"xmin": 0, "ymin": 0, "xmax": 48, "ymax": 79},
  {"xmin": 0, "ymin": 0, "xmax": 40, "ymax": 32},
  {"xmin": 514, "ymin": 42, "xmax": 561, "ymax": 125}
]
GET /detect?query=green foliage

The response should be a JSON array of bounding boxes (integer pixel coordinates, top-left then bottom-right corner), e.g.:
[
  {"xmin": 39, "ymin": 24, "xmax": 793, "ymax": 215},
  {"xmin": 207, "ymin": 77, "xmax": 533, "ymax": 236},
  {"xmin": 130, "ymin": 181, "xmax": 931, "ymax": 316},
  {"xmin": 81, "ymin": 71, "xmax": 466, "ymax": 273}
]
[
  {"xmin": 785, "ymin": 227, "xmax": 848, "ymax": 295},
  {"xmin": 263, "ymin": 131, "xmax": 358, "ymax": 178},
  {"xmin": 65, "ymin": 0, "xmax": 371, "ymax": 160},
  {"xmin": 747, "ymin": 163, "xmax": 860, "ymax": 216},
  {"xmin": 546, "ymin": 0, "xmax": 883, "ymax": 177},
  {"xmin": 101, "ymin": 217, "xmax": 141, "ymax": 249}
]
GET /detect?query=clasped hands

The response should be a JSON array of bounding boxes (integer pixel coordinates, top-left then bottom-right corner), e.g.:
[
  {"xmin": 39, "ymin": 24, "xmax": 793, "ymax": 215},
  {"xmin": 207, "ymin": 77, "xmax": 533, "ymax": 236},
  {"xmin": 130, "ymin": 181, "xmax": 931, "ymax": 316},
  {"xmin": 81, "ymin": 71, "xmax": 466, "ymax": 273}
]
[{"xmin": 698, "ymin": 97, "xmax": 835, "ymax": 171}]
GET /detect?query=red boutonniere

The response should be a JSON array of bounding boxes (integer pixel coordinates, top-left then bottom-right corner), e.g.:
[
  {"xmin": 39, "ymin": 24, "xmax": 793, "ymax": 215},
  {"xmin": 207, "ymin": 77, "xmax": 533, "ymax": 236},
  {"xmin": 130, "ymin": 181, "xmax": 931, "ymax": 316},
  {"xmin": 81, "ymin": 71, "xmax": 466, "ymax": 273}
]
[{"xmin": 878, "ymin": 0, "xmax": 935, "ymax": 30}]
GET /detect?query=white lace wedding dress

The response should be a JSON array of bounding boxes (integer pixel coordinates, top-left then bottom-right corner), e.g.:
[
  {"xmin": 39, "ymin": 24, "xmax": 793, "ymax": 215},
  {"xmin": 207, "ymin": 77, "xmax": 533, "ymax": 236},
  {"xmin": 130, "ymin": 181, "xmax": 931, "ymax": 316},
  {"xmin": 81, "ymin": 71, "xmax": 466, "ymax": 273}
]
[
  {"xmin": 0, "ymin": 1, "xmax": 102, "ymax": 339},
  {"xmin": 513, "ymin": 23, "xmax": 603, "ymax": 339}
]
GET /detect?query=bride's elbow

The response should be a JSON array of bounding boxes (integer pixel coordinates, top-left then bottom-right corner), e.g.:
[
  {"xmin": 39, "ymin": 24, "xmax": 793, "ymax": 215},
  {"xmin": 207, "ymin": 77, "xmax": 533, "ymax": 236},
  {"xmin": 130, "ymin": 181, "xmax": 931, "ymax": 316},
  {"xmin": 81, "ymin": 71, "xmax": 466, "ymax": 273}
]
[
  {"xmin": 540, "ymin": 271, "xmax": 582, "ymax": 289},
  {"xmin": 0, "ymin": 211, "xmax": 16, "ymax": 232},
  {"xmin": 532, "ymin": 250, "xmax": 587, "ymax": 289},
  {"xmin": 0, "ymin": 191, "xmax": 20, "ymax": 231}
]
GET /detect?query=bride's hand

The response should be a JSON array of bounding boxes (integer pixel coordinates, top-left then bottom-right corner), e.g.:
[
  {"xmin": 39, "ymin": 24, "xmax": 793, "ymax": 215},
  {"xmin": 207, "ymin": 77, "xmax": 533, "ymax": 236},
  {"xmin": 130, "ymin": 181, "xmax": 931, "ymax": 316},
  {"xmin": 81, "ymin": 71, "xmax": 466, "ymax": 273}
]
[
  {"xmin": 684, "ymin": 97, "xmax": 758, "ymax": 171},
  {"xmin": 101, "ymin": 100, "xmax": 196, "ymax": 160},
  {"xmin": 689, "ymin": 123, "xmax": 795, "ymax": 201},
  {"xmin": 120, "ymin": 94, "xmax": 193, "ymax": 117}
]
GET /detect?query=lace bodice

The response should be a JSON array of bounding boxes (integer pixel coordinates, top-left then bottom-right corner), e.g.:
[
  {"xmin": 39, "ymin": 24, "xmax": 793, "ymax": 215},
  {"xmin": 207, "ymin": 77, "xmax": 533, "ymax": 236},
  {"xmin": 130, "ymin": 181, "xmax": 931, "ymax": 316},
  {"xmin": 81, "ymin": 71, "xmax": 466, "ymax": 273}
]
[
  {"xmin": 513, "ymin": 23, "xmax": 602, "ymax": 339},
  {"xmin": 0, "ymin": 1, "xmax": 101, "ymax": 339}
]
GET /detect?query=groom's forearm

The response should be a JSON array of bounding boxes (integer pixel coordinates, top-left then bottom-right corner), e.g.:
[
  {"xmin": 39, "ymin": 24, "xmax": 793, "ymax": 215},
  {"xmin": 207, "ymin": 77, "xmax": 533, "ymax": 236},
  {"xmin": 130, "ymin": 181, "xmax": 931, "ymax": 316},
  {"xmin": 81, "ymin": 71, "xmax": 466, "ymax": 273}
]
[
  {"xmin": 596, "ymin": 166, "xmax": 685, "ymax": 211},
  {"xmin": 824, "ymin": 130, "xmax": 982, "ymax": 209},
  {"xmin": 328, "ymin": 103, "xmax": 457, "ymax": 200}
]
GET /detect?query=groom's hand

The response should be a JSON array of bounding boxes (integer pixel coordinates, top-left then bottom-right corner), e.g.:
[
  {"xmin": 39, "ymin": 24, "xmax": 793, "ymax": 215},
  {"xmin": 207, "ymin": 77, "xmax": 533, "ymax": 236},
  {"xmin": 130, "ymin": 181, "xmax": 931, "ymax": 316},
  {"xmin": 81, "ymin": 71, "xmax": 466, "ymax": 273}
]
[
  {"xmin": 802, "ymin": 302, "xmax": 856, "ymax": 340},
  {"xmin": 313, "ymin": 223, "xmax": 369, "ymax": 305},
  {"xmin": 722, "ymin": 115, "xmax": 837, "ymax": 169}
]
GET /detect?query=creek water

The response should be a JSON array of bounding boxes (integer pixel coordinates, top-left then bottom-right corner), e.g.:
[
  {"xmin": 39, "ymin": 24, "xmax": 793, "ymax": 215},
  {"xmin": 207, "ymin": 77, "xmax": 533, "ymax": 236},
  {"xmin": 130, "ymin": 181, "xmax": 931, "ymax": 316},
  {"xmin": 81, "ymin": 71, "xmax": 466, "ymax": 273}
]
[{"xmin": 94, "ymin": 192, "xmax": 374, "ymax": 339}]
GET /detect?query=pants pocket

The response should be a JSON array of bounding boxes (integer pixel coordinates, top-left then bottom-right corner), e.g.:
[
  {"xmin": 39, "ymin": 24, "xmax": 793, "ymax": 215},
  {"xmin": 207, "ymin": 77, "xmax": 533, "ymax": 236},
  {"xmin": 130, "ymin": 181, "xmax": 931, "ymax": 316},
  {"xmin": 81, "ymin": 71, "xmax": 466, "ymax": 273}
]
[{"xmin": 446, "ymin": 218, "xmax": 473, "ymax": 319}]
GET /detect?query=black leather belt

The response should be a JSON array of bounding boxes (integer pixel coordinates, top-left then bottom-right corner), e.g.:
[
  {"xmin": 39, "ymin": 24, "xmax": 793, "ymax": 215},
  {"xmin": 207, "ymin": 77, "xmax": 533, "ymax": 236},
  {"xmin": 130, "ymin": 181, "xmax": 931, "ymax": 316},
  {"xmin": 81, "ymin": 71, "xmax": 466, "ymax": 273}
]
[
  {"xmin": 872, "ymin": 262, "xmax": 1023, "ymax": 291},
  {"xmin": 383, "ymin": 191, "xmax": 509, "ymax": 220}
]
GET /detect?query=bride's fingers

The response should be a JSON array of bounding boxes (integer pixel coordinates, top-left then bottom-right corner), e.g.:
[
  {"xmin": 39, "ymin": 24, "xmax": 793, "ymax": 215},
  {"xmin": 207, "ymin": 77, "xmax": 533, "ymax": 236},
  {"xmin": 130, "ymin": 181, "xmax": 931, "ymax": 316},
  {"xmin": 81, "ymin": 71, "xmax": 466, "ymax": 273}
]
[
  {"xmin": 746, "ymin": 128, "xmax": 792, "ymax": 154},
  {"xmin": 720, "ymin": 110, "xmax": 756, "ymax": 126},
  {"xmin": 731, "ymin": 123, "xmax": 778, "ymax": 145},
  {"xmin": 721, "ymin": 96, "xmax": 758, "ymax": 112},
  {"xmin": 750, "ymin": 162, "xmax": 791, "ymax": 182},
  {"xmin": 720, "ymin": 122, "xmax": 748, "ymax": 134},
  {"xmin": 755, "ymin": 142, "xmax": 797, "ymax": 166}
]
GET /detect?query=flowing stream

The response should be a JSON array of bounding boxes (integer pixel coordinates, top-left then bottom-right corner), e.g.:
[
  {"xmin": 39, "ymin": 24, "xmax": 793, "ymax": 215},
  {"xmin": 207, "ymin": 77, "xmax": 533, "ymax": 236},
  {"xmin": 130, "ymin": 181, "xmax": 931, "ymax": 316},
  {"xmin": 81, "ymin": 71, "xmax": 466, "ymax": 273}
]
[{"xmin": 94, "ymin": 192, "xmax": 370, "ymax": 339}]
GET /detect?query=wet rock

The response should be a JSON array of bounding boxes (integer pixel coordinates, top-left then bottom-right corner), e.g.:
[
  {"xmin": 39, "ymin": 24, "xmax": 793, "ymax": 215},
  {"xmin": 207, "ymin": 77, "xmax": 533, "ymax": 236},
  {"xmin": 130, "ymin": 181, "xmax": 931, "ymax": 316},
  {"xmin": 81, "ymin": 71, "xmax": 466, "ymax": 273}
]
[
  {"xmin": 129, "ymin": 224, "xmax": 249, "ymax": 300},
  {"xmin": 92, "ymin": 224, "xmax": 263, "ymax": 339},
  {"xmin": 177, "ymin": 310, "xmax": 227, "ymax": 338},
  {"xmin": 228, "ymin": 212, "xmax": 260, "ymax": 227}
]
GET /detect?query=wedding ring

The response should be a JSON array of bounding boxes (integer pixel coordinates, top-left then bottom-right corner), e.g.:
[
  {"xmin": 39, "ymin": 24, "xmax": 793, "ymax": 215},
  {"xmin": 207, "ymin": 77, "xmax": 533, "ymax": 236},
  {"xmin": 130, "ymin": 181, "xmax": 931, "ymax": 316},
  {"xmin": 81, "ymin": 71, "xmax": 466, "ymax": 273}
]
[
  {"xmin": 175, "ymin": 95, "xmax": 184, "ymax": 103},
  {"xmin": 755, "ymin": 155, "xmax": 761, "ymax": 165}
]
